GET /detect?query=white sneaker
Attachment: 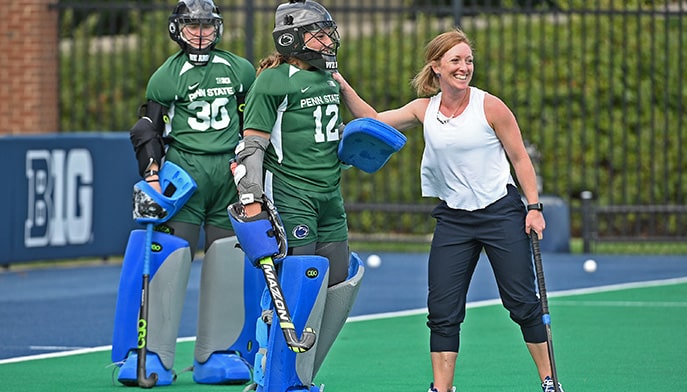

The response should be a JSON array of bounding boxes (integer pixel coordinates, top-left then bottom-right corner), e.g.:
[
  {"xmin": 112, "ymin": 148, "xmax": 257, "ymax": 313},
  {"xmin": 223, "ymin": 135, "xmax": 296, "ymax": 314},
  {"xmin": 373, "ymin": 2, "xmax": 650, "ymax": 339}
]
[
  {"xmin": 541, "ymin": 376, "xmax": 565, "ymax": 392},
  {"xmin": 428, "ymin": 382, "xmax": 456, "ymax": 392}
]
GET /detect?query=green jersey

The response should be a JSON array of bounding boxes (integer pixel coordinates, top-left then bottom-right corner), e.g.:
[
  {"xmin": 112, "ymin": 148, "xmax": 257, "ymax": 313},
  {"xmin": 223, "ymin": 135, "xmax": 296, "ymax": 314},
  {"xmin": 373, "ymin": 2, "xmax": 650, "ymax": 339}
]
[
  {"xmin": 243, "ymin": 63, "xmax": 343, "ymax": 192},
  {"xmin": 146, "ymin": 49, "xmax": 256, "ymax": 155}
]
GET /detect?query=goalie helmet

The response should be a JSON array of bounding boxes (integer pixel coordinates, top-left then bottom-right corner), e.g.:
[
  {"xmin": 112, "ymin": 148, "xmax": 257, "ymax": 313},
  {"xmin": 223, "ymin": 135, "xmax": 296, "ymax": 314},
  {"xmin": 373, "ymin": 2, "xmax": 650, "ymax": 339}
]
[
  {"xmin": 272, "ymin": 0, "xmax": 340, "ymax": 72},
  {"xmin": 168, "ymin": 0, "xmax": 223, "ymax": 66}
]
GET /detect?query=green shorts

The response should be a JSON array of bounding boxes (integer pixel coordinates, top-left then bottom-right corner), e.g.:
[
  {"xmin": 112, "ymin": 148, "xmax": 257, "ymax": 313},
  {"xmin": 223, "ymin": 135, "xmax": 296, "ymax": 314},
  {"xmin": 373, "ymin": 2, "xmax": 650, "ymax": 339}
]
[
  {"xmin": 270, "ymin": 178, "xmax": 348, "ymax": 248},
  {"xmin": 165, "ymin": 148, "xmax": 238, "ymax": 230}
]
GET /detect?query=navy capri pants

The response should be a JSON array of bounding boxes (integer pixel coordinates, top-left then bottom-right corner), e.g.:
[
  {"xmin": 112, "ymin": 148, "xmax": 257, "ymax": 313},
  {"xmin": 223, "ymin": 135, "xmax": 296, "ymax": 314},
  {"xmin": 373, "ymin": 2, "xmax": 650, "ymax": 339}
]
[{"xmin": 426, "ymin": 185, "xmax": 546, "ymax": 353}]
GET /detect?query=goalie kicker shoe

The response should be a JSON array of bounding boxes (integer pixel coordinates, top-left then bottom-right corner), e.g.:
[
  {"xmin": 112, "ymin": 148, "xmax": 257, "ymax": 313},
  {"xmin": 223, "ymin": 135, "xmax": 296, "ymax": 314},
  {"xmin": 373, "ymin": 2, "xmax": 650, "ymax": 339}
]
[
  {"xmin": 541, "ymin": 376, "xmax": 565, "ymax": 392},
  {"xmin": 117, "ymin": 351, "xmax": 175, "ymax": 386},
  {"xmin": 193, "ymin": 352, "xmax": 252, "ymax": 384}
]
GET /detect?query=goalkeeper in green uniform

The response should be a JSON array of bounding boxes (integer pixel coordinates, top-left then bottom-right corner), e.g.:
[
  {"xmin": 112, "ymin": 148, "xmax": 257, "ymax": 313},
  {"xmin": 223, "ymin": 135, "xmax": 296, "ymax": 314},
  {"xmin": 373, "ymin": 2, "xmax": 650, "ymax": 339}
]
[
  {"xmin": 230, "ymin": 0, "xmax": 379, "ymax": 390},
  {"xmin": 113, "ymin": 0, "xmax": 263, "ymax": 386}
]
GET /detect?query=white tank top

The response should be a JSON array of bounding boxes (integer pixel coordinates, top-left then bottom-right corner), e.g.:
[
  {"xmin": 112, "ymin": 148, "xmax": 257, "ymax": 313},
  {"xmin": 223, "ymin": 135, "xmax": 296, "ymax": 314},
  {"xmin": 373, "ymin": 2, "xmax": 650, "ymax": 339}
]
[{"xmin": 420, "ymin": 87, "xmax": 515, "ymax": 211}]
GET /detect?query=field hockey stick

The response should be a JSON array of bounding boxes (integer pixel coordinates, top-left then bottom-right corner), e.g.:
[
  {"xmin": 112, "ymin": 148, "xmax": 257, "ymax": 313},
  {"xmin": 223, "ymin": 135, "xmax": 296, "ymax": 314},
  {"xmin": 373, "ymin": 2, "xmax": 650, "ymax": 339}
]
[
  {"xmin": 136, "ymin": 222, "xmax": 158, "ymax": 388},
  {"xmin": 530, "ymin": 232, "xmax": 561, "ymax": 392},
  {"xmin": 257, "ymin": 256, "xmax": 316, "ymax": 353}
]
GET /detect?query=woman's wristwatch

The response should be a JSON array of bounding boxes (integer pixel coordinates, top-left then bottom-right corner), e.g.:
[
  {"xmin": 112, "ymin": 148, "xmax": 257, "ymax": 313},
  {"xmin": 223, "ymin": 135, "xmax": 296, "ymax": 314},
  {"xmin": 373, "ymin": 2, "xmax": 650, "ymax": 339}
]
[{"xmin": 526, "ymin": 202, "xmax": 544, "ymax": 212}]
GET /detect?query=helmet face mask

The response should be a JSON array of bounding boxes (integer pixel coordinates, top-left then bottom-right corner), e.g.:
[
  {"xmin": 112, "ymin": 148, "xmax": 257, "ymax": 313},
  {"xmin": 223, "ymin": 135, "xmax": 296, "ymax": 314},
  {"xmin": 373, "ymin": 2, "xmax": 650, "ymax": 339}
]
[
  {"xmin": 169, "ymin": 0, "xmax": 223, "ymax": 66},
  {"xmin": 273, "ymin": 0, "xmax": 340, "ymax": 72},
  {"xmin": 303, "ymin": 22, "xmax": 339, "ymax": 56},
  {"xmin": 179, "ymin": 21, "xmax": 219, "ymax": 50}
]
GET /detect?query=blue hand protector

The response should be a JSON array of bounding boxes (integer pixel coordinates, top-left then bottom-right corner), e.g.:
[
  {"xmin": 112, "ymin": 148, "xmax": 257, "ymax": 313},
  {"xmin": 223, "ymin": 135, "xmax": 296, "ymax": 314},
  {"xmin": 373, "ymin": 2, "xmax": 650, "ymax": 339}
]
[
  {"xmin": 227, "ymin": 197, "xmax": 288, "ymax": 265},
  {"xmin": 132, "ymin": 161, "xmax": 197, "ymax": 224},
  {"xmin": 337, "ymin": 117, "xmax": 407, "ymax": 173}
]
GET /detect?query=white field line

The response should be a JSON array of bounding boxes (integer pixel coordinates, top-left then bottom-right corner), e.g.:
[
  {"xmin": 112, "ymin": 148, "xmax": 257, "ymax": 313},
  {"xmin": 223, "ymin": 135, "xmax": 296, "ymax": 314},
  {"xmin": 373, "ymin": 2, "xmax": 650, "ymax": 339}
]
[
  {"xmin": 2, "ymin": 276, "xmax": 686, "ymax": 365},
  {"xmin": 29, "ymin": 345, "xmax": 89, "ymax": 351},
  {"xmin": 346, "ymin": 275, "xmax": 687, "ymax": 322},
  {"xmin": 551, "ymin": 301, "xmax": 687, "ymax": 307}
]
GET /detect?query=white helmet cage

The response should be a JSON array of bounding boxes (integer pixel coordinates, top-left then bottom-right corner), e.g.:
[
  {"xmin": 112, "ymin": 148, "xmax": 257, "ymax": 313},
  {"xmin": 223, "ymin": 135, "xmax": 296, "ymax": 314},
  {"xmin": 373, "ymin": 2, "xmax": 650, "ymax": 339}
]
[
  {"xmin": 168, "ymin": 0, "xmax": 223, "ymax": 66},
  {"xmin": 272, "ymin": 0, "xmax": 340, "ymax": 72}
]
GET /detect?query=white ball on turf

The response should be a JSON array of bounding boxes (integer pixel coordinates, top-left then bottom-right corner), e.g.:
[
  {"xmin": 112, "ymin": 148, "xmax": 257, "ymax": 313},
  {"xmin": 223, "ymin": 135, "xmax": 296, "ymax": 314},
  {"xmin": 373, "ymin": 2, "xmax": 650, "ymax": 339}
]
[
  {"xmin": 583, "ymin": 259, "xmax": 597, "ymax": 273},
  {"xmin": 366, "ymin": 254, "xmax": 382, "ymax": 268}
]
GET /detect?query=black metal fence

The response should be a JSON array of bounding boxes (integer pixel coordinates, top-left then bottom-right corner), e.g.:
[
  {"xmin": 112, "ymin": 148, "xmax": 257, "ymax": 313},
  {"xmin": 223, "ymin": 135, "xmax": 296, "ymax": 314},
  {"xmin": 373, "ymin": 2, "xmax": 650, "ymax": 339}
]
[{"xmin": 54, "ymin": 0, "xmax": 687, "ymax": 245}]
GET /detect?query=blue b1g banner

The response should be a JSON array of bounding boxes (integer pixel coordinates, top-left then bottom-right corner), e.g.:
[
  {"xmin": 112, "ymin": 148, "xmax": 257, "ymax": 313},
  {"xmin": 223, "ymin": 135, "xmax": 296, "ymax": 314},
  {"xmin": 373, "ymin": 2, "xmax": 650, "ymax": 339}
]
[{"xmin": 0, "ymin": 133, "xmax": 140, "ymax": 264}]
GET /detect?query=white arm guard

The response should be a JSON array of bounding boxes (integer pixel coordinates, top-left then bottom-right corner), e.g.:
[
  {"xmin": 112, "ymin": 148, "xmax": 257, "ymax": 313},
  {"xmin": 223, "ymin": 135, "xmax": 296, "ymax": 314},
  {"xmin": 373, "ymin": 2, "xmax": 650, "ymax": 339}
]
[{"xmin": 233, "ymin": 135, "xmax": 270, "ymax": 205}]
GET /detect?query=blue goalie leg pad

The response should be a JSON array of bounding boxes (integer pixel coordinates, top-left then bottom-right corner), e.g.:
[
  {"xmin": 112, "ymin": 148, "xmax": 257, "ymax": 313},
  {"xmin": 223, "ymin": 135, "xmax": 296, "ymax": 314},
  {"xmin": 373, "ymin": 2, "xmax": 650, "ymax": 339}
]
[
  {"xmin": 111, "ymin": 230, "xmax": 189, "ymax": 364},
  {"xmin": 258, "ymin": 255, "xmax": 329, "ymax": 392},
  {"xmin": 193, "ymin": 238, "xmax": 264, "ymax": 384},
  {"xmin": 221, "ymin": 255, "xmax": 264, "ymax": 366},
  {"xmin": 312, "ymin": 252, "xmax": 365, "ymax": 376},
  {"xmin": 252, "ymin": 331, "xmax": 268, "ymax": 387},
  {"xmin": 117, "ymin": 351, "xmax": 174, "ymax": 386},
  {"xmin": 192, "ymin": 352, "xmax": 252, "ymax": 385},
  {"xmin": 252, "ymin": 288, "xmax": 273, "ymax": 389}
]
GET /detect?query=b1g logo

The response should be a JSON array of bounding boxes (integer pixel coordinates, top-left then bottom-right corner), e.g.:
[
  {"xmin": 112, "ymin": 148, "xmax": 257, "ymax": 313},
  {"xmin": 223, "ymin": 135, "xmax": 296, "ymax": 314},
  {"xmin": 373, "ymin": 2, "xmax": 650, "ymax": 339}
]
[{"xmin": 25, "ymin": 149, "xmax": 94, "ymax": 247}]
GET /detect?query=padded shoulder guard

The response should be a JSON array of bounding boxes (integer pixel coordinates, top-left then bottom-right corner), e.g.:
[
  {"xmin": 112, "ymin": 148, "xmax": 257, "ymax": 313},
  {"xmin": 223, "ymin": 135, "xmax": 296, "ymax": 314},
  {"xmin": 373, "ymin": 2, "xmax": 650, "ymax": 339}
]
[{"xmin": 130, "ymin": 100, "xmax": 168, "ymax": 177}]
